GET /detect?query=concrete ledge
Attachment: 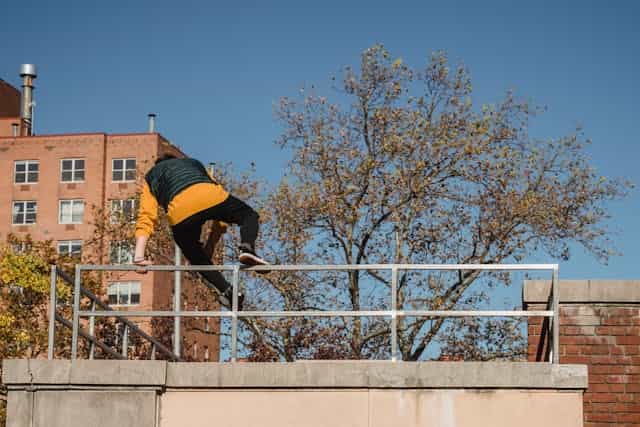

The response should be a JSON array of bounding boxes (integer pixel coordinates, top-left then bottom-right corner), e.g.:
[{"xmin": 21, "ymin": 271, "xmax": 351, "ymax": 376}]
[
  {"xmin": 3, "ymin": 360, "xmax": 588, "ymax": 390},
  {"xmin": 524, "ymin": 280, "xmax": 640, "ymax": 305},
  {"xmin": 166, "ymin": 361, "xmax": 587, "ymax": 389},
  {"xmin": 2, "ymin": 359, "xmax": 166, "ymax": 387}
]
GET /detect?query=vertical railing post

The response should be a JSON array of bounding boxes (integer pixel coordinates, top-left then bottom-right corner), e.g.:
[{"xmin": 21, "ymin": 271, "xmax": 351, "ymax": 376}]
[
  {"xmin": 391, "ymin": 266, "xmax": 398, "ymax": 361},
  {"xmin": 48, "ymin": 265, "xmax": 57, "ymax": 360},
  {"xmin": 89, "ymin": 300, "xmax": 96, "ymax": 360},
  {"xmin": 122, "ymin": 324, "xmax": 129, "ymax": 358},
  {"xmin": 231, "ymin": 265, "xmax": 240, "ymax": 362},
  {"xmin": 71, "ymin": 265, "xmax": 81, "ymax": 359},
  {"xmin": 173, "ymin": 244, "xmax": 182, "ymax": 357},
  {"xmin": 151, "ymin": 344, "xmax": 156, "ymax": 360},
  {"xmin": 552, "ymin": 265, "xmax": 560, "ymax": 364}
]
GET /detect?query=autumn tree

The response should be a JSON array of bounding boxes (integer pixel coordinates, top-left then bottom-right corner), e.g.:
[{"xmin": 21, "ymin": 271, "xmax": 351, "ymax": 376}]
[
  {"xmin": 230, "ymin": 44, "xmax": 632, "ymax": 361},
  {"xmin": 0, "ymin": 235, "xmax": 93, "ymax": 424}
]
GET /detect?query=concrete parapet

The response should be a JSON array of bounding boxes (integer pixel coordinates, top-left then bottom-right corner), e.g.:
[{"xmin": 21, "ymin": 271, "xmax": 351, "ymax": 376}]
[
  {"xmin": 523, "ymin": 280, "xmax": 640, "ymax": 304},
  {"xmin": 3, "ymin": 360, "xmax": 587, "ymax": 427},
  {"xmin": 165, "ymin": 361, "xmax": 587, "ymax": 389},
  {"xmin": 3, "ymin": 359, "xmax": 166, "ymax": 387},
  {"xmin": 3, "ymin": 360, "xmax": 587, "ymax": 390}
]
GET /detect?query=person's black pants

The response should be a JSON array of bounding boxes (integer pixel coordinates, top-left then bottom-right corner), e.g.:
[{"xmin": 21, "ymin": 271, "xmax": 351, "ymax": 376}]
[{"xmin": 171, "ymin": 195, "xmax": 259, "ymax": 293}]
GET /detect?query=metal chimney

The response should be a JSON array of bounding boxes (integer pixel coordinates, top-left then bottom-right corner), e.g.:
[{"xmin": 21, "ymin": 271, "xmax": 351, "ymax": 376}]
[
  {"xmin": 11, "ymin": 123, "xmax": 19, "ymax": 137},
  {"xmin": 148, "ymin": 113, "xmax": 156, "ymax": 133},
  {"xmin": 20, "ymin": 64, "xmax": 37, "ymax": 136}
]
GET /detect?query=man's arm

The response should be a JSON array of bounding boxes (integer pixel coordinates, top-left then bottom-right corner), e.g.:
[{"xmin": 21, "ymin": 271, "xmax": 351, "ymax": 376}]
[{"xmin": 133, "ymin": 182, "xmax": 158, "ymax": 265}]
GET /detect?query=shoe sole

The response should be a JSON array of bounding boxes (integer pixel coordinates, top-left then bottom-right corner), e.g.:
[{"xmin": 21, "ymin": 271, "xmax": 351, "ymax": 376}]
[
  {"xmin": 219, "ymin": 293, "xmax": 244, "ymax": 311},
  {"xmin": 239, "ymin": 252, "xmax": 269, "ymax": 267},
  {"xmin": 218, "ymin": 294, "xmax": 231, "ymax": 307}
]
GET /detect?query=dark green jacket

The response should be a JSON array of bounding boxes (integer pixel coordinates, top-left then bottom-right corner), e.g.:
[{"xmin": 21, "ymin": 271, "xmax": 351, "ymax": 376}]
[{"xmin": 145, "ymin": 158, "xmax": 213, "ymax": 210}]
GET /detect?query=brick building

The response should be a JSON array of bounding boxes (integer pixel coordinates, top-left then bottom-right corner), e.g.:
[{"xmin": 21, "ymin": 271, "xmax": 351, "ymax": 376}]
[
  {"xmin": 526, "ymin": 280, "xmax": 640, "ymax": 426},
  {"xmin": 0, "ymin": 79, "xmax": 21, "ymax": 137},
  {"xmin": 0, "ymin": 68, "xmax": 219, "ymax": 361}
]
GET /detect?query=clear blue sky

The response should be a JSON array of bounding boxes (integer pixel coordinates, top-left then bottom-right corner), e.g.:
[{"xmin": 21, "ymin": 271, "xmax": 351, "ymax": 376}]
[{"xmin": 1, "ymin": 0, "xmax": 638, "ymax": 283}]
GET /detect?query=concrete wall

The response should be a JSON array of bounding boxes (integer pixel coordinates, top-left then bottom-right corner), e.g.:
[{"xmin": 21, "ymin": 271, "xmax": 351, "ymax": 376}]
[
  {"xmin": 525, "ymin": 280, "xmax": 640, "ymax": 426},
  {"xmin": 3, "ymin": 360, "xmax": 587, "ymax": 427}
]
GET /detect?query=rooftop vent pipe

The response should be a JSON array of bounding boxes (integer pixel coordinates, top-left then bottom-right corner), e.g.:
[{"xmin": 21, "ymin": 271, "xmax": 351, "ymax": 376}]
[
  {"xmin": 20, "ymin": 64, "xmax": 37, "ymax": 136},
  {"xmin": 148, "ymin": 113, "xmax": 156, "ymax": 133}
]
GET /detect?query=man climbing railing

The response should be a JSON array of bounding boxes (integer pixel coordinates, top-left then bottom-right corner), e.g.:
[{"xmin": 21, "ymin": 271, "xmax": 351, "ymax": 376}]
[{"xmin": 52, "ymin": 263, "xmax": 559, "ymax": 363}]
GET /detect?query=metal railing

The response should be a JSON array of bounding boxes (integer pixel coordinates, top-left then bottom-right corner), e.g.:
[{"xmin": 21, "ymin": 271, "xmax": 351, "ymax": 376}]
[
  {"xmin": 48, "ymin": 265, "xmax": 182, "ymax": 361},
  {"xmin": 60, "ymin": 263, "xmax": 560, "ymax": 363}
]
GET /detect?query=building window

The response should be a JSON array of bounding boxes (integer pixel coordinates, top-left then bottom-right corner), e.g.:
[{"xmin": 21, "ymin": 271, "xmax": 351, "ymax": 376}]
[
  {"xmin": 112, "ymin": 158, "xmax": 136, "ymax": 182},
  {"xmin": 12, "ymin": 241, "xmax": 31, "ymax": 253},
  {"xmin": 12, "ymin": 201, "xmax": 37, "ymax": 225},
  {"xmin": 107, "ymin": 282, "xmax": 141, "ymax": 306},
  {"xmin": 59, "ymin": 200, "xmax": 84, "ymax": 224},
  {"xmin": 61, "ymin": 159, "xmax": 85, "ymax": 182},
  {"xmin": 113, "ymin": 323, "xmax": 137, "ymax": 353},
  {"xmin": 110, "ymin": 240, "xmax": 133, "ymax": 264},
  {"xmin": 58, "ymin": 240, "xmax": 82, "ymax": 258},
  {"xmin": 110, "ymin": 199, "xmax": 139, "ymax": 223},
  {"xmin": 14, "ymin": 160, "xmax": 39, "ymax": 184}
]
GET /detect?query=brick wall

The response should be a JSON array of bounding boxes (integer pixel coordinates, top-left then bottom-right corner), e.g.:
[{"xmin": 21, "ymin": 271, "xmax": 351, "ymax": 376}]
[{"xmin": 525, "ymin": 280, "xmax": 640, "ymax": 426}]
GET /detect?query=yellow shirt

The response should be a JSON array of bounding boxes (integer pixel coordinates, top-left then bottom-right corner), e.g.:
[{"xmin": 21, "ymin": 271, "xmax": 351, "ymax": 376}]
[{"xmin": 135, "ymin": 181, "xmax": 229, "ymax": 238}]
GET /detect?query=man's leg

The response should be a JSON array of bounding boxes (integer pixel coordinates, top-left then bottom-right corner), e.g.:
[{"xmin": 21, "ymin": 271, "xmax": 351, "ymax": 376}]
[
  {"xmin": 212, "ymin": 195, "xmax": 259, "ymax": 251},
  {"xmin": 200, "ymin": 195, "xmax": 267, "ymax": 265},
  {"xmin": 171, "ymin": 221, "xmax": 232, "ymax": 294}
]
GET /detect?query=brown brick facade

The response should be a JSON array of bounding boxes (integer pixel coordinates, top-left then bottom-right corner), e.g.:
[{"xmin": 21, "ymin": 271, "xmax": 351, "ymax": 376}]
[
  {"xmin": 0, "ymin": 79, "xmax": 20, "ymax": 118},
  {"xmin": 0, "ymin": 79, "xmax": 21, "ymax": 137},
  {"xmin": 525, "ymin": 280, "xmax": 640, "ymax": 426},
  {"xmin": 0, "ymin": 132, "xmax": 220, "ymax": 361}
]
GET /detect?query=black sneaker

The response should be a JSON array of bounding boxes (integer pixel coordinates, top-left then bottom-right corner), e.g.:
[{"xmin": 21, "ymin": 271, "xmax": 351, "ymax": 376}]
[{"xmin": 222, "ymin": 288, "xmax": 244, "ymax": 311}]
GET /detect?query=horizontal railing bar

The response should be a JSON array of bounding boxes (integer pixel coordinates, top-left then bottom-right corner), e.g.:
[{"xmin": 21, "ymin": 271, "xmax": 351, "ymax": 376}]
[
  {"xmin": 77, "ymin": 263, "xmax": 557, "ymax": 272},
  {"xmin": 398, "ymin": 310, "xmax": 553, "ymax": 317},
  {"xmin": 79, "ymin": 310, "xmax": 232, "ymax": 318},
  {"xmin": 80, "ymin": 265, "xmax": 236, "ymax": 272},
  {"xmin": 240, "ymin": 311, "xmax": 393, "ymax": 317},
  {"xmin": 239, "ymin": 310, "xmax": 553, "ymax": 318},
  {"xmin": 78, "ymin": 310, "xmax": 553, "ymax": 318}
]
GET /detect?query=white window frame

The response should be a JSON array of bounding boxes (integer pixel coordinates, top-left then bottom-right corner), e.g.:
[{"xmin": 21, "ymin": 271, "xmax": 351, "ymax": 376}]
[
  {"xmin": 112, "ymin": 158, "xmax": 136, "ymax": 182},
  {"xmin": 12, "ymin": 201, "xmax": 37, "ymax": 225},
  {"xmin": 110, "ymin": 198, "xmax": 139, "ymax": 223},
  {"xmin": 14, "ymin": 160, "xmax": 39, "ymax": 184},
  {"xmin": 58, "ymin": 240, "xmax": 82, "ymax": 258},
  {"xmin": 60, "ymin": 158, "xmax": 86, "ymax": 183},
  {"xmin": 12, "ymin": 241, "xmax": 31, "ymax": 253},
  {"xmin": 107, "ymin": 281, "xmax": 141, "ymax": 307},
  {"xmin": 59, "ymin": 199, "xmax": 85, "ymax": 224},
  {"xmin": 110, "ymin": 240, "xmax": 134, "ymax": 264}
]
